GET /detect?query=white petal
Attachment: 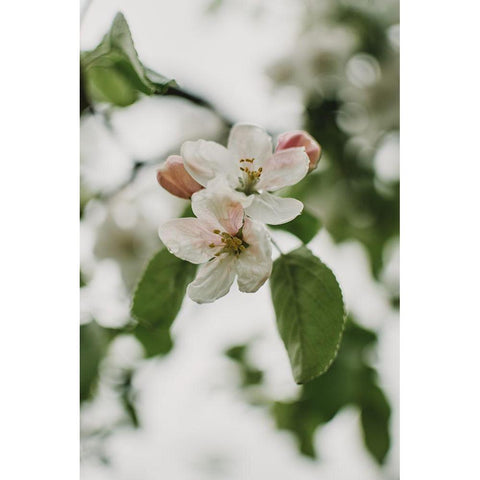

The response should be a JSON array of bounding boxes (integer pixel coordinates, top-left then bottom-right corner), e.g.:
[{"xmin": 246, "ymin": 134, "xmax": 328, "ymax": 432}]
[
  {"xmin": 181, "ymin": 140, "xmax": 237, "ymax": 187},
  {"xmin": 227, "ymin": 123, "xmax": 273, "ymax": 166},
  {"xmin": 256, "ymin": 147, "xmax": 309, "ymax": 192},
  {"xmin": 187, "ymin": 255, "xmax": 237, "ymax": 303},
  {"xmin": 158, "ymin": 218, "xmax": 218, "ymax": 264},
  {"xmin": 236, "ymin": 218, "xmax": 272, "ymax": 293},
  {"xmin": 245, "ymin": 192, "xmax": 304, "ymax": 225},
  {"xmin": 192, "ymin": 177, "xmax": 252, "ymax": 235}
]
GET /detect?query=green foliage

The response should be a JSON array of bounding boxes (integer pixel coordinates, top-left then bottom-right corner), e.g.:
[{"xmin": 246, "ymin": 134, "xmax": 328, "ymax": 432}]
[
  {"xmin": 225, "ymin": 345, "xmax": 264, "ymax": 387},
  {"xmin": 360, "ymin": 383, "xmax": 391, "ymax": 464},
  {"xmin": 270, "ymin": 246, "xmax": 346, "ymax": 384},
  {"xmin": 133, "ymin": 324, "xmax": 173, "ymax": 358},
  {"xmin": 80, "ymin": 320, "xmax": 113, "ymax": 402},
  {"xmin": 131, "ymin": 249, "xmax": 197, "ymax": 328},
  {"xmin": 81, "ymin": 12, "xmax": 176, "ymax": 109},
  {"xmin": 272, "ymin": 319, "xmax": 391, "ymax": 463},
  {"xmin": 270, "ymin": 208, "xmax": 322, "ymax": 244}
]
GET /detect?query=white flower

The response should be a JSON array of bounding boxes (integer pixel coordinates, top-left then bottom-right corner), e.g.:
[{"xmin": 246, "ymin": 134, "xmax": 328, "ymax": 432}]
[
  {"xmin": 158, "ymin": 178, "xmax": 272, "ymax": 304},
  {"xmin": 180, "ymin": 123, "xmax": 310, "ymax": 225}
]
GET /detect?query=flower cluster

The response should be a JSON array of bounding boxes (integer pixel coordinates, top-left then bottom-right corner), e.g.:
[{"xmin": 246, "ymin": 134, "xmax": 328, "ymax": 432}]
[{"xmin": 157, "ymin": 124, "xmax": 321, "ymax": 303}]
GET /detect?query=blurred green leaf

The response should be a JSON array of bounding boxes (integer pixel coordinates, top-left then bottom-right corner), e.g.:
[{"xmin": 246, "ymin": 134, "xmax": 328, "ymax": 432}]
[
  {"xmin": 131, "ymin": 249, "xmax": 197, "ymax": 329},
  {"xmin": 272, "ymin": 319, "xmax": 391, "ymax": 463},
  {"xmin": 81, "ymin": 12, "xmax": 176, "ymax": 108},
  {"xmin": 225, "ymin": 345, "xmax": 264, "ymax": 387},
  {"xmin": 360, "ymin": 383, "xmax": 391, "ymax": 464},
  {"xmin": 270, "ymin": 208, "xmax": 322, "ymax": 244},
  {"xmin": 80, "ymin": 320, "xmax": 112, "ymax": 402},
  {"xmin": 133, "ymin": 323, "xmax": 173, "ymax": 358},
  {"xmin": 270, "ymin": 246, "xmax": 346, "ymax": 384}
]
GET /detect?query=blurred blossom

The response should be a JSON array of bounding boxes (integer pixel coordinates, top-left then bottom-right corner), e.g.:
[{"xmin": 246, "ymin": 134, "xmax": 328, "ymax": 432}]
[
  {"xmin": 80, "ymin": 259, "xmax": 130, "ymax": 328},
  {"xmin": 268, "ymin": 26, "xmax": 358, "ymax": 98},
  {"xmin": 380, "ymin": 237, "xmax": 400, "ymax": 297},
  {"xmin": 157, "ymin": 155, "xmax": 204, "ymax": 199},
  {"xmin": 346, "ymin": 53, "xmax": 381, "ymax": 89},
  {"xmin": 374, "ymin": 132, "xmax": 400, "ymax": 183},
  {"xmin": 336, "ymin": 102, "xmax": 370, "ymax": 135},
  {"xmin": 387, "ymin": 24, "xmax": 400, "ymax": 51},
  {"xmin": 275, "ymin": 130, "xmax": 322, "ymax": 172},
  {"xmin": 81, "ymin": 115, "xmax": 133, "ymax": 194}
]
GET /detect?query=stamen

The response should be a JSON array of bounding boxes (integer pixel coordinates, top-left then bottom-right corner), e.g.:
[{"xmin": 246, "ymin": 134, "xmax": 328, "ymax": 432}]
[
  {"xmin": 211, "ymin": 228, "xmax": 249, "ymax": 257},
  {"xmin": 238, "ymin": 157, "xmax": 262, "ymax": 194}
]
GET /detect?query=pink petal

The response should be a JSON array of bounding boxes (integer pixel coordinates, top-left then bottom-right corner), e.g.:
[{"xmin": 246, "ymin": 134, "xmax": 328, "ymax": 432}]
[
  {"xmin": 156, "ymin": 155, "xmax": 203, "ymax": 199},
  {"xmin": 276, "ymin": 130, "xmax": 322, "ymax": 172}
]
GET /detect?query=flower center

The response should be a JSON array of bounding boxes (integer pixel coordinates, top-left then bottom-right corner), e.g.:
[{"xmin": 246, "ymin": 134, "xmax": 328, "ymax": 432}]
[
  {"xmin": 237, "ymin": 158, "xmax": 262, "ymax": 195},
  {"xmin": 209, "ymin": 229, "xmax": 249, "ymax": 257}
]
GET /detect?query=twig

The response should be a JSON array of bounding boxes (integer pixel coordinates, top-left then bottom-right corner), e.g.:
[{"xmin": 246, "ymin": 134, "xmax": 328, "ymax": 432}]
[{"xmin": 270, "ymin": 237, "xmax": 284, "ymax": 255}]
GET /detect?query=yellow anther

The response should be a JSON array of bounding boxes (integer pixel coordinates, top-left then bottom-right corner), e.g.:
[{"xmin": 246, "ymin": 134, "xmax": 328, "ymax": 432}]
[{"xmin": 209, "ymin": 229, "xmax": 249, "ymax": 257}]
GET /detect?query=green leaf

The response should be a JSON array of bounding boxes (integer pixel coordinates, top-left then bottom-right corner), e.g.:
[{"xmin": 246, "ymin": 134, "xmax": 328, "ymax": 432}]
[
  {"xmin": 80, "ymin": 320, "xmax": 112, "ymax": 402},
  {"xmin": 270, "ymin": 209, "xmax": 322, "ymax": 244},
  {"xmin": 131, "ymin": 249, "xmax": 197, "ymax": 329},
  {"xmin": 81, "ymin": 12, "xmax": 176, "ymax": 107},
  {"xmin": 270, "ymin": 246, "xmax": 345, "ymax": 384},
  {"xmin": 133, "ymin": 323, "xmax": 173, "ymax": 358},
  {"xmin": 360, "ymin": 384, "xmax": 391, "ymax": 464}
]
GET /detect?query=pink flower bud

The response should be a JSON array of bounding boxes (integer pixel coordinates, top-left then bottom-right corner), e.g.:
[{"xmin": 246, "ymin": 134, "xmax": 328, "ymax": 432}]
[
  {"xmin": 156, "ymin": 155, "xmax": 203, "ymax": 199},
  {"xmin": 275, "ymin": 131, "xmax": 322, "ymax": 172}
]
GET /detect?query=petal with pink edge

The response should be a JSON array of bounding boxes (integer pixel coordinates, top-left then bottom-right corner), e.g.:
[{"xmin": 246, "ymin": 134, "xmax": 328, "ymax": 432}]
[
  {"xmin": 192, "ymin": 177, "xmax": 251, "ymax": 235},
  {"xmin": 158, "ymin": 218, "xmax": 218, "ymax": 264},
  {"xmin": 256, "ymin": 147, "xmax": 309, "ymax": 192}
]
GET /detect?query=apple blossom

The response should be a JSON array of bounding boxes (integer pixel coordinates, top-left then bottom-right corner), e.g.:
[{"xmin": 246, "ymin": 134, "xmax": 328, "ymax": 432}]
[
  {"xmin": 156, "ymin": 155, "xmax": 203, "ymax": 199},
  {"xmin": 276, "ymin": 130, "xmax": 322, "ymax": 172},
  {"xmin": 180, "ymin": 123, "xmax": 310, "ymax": 225},
  {"xmin": 158, "ymin": 178, "xmax": 272, "ymax": 304}
]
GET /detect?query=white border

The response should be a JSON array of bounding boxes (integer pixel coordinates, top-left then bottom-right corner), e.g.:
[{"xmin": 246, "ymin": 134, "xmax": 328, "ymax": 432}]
[
  {"xmin": 1, "ymin": 1, "xmax": 79, "ymax": 478},
  {"xmin": 401, "ymin": 1, "xmax": 480, "ymax": 477}
]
